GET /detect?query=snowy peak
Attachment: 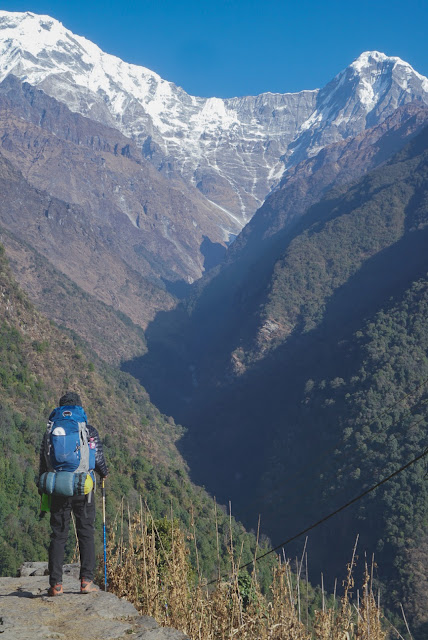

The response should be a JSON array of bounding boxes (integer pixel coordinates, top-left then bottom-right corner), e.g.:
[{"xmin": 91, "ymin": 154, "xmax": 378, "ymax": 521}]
[
  {"xmin": 351, "ymin": 50, "xmax": 395, "ymax": 71},
  {"xmin": 291, "ymin": 50, "xmax": 428, "ymax": 165},
  {"xmin": 334, "ymin": 50, "xmax": 428, "ymax": 112},
  {"xmin": 0, "ymin": 10, "xmax": 160, "ymax": 81},
  {"xmin": 0, "ymin": 11, "xmax": 427, "ymax": 224},
  {"xmin": 0, "ymin": 9, "xmax": 174, "ymax": 125},
  {"xmin": 347, "ymin": 51, "xmax": 428, "ymax": 107},
  {"xmin": 350, "ymin": 50, "xmax": 425, "ymax": 79}
]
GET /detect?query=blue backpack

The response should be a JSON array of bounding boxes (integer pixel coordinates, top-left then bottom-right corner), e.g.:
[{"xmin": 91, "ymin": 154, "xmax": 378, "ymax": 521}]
[{"xmin": 40, "ymin": 405, "xmax": 96, "ymax": 497}]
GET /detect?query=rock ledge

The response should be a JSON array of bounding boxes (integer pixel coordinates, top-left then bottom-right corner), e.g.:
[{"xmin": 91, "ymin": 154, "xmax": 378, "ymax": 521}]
[{"xmin": 0, "ymin": 565, "xmax": 189, "ymax": 640}]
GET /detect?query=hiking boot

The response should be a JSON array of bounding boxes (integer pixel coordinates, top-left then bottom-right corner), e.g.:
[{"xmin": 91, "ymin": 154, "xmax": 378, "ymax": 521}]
[
  {"xmin": 48, "ymin": 583, "xmax": 63, "ymax": 597},
  {"xmin": 80, "ymin": 579, "xmax": 98, "ymax": 594}
]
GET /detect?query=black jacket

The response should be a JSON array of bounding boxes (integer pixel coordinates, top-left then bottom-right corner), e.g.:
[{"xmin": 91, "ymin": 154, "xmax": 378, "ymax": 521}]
[{"xmin": 39, "ymin": 422, "xmax": 108, "ymax": 478}]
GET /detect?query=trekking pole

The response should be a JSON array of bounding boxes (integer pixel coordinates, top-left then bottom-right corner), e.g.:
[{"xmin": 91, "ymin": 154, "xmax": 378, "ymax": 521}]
[{"xmin": 102, "ymin": 478, "xmax": 107, "ymax": 591}]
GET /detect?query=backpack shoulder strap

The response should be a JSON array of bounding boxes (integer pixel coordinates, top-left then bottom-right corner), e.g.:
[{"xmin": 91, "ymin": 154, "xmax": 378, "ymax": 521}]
[
  {"xmin": 44, "ymin": 422, "xmax": 54, "ymax": 472},
  {"xmin": 75, "ymin": 421, "xmax": 90, "ymax": 473}
]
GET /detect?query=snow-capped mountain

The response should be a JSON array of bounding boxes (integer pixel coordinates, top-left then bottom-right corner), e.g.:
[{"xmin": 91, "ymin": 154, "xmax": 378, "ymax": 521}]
[
  {"xmin": 0, "ymin": 10, "xmax": 427, "ymax": 226},
  {"xmin": 289, "ymin": 51, "xmax": 428, "ymax": 165}
]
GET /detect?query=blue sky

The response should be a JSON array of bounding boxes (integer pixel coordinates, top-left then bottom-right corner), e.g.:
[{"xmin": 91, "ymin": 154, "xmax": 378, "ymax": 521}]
[{"xmin": 1, "ymin": 0, "xmax": 427, "ymax": 97}]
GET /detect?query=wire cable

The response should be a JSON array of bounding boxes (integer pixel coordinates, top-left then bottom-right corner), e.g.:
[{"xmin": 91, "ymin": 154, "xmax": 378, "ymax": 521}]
[{"xmin": 208, "ymin": 432, "xmax": 428, "ymax": 585}]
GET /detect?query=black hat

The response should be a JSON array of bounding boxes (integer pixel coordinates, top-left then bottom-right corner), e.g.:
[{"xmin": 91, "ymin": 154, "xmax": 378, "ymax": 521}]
[{"xmin": 59, "ymin": 391, "xmax": 82, "ymax": 407}]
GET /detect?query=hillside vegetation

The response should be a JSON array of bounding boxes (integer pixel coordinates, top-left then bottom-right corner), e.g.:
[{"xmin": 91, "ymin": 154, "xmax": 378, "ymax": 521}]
[
  {"xmin": 0, "ymin": 244, "xmax": 272, "ymax": 587},
  {"xmin": 232, "ymin": 124, "xmax": 428, "ymax": 369},
  {"xmin": 126, "ymin": 125, "xmax": 428, "ymax": 638},
  {"xmin": 106, "ymin": 507, "xmax": 388, "ymax": 640},
  {"xmin": 257, "ymin": 274, "xmax": 428, "ymax": 633},
  {"xmin": 127, "ymin": 114, "xmax": 428, "ymax": 416}
]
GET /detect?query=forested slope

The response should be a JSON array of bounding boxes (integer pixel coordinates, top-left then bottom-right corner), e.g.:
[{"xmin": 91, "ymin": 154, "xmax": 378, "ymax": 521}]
[
  {"xmin": 0, "ymin": 244, "xmax": 271, "ymax": 586},
  {"xmin": 128, "ymin": 109, "xmax": 428, "ymax": 416},
  {"xmin": 125, "ymin": 123, "xmax": 428, "ymax": 637},
  {"xmin": 258, "ymin": 276, "xmax": 428, "ymax": 634}
]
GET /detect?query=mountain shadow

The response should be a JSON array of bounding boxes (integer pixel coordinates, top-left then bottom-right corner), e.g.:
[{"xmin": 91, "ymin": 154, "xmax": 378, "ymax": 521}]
[
  {"xmin": 122, "ymin": 126, "xmax": 428, "ymax": 632},
  {"xmin": 200, "ymin": 236, "xmax": 228, "ymax": 271}
]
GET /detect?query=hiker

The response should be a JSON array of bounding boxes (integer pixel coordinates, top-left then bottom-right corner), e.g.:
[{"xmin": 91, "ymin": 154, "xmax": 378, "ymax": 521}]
[{"xmin": 38, "ymin": 391, "xmax": 108, "ymax": 596}]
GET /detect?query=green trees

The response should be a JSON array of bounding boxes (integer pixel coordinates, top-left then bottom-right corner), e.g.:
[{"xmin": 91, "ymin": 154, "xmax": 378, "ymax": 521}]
[
  {"xmin": 0, "ymin": 245, "xmax": 268, "ymax": 584},
  {"xmin": 279, "ymin": 276, "xmax": 428, "ymax": 631}
]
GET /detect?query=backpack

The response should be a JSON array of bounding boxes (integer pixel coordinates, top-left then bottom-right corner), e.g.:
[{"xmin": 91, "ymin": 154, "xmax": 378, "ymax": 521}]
[{"xmin": 40, "ymin": 405, "xmax": 96, "ymax": 497}]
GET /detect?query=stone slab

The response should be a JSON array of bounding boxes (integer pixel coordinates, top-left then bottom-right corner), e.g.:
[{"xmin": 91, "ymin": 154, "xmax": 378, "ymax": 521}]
[{"xmin": 0, "ymin": 574, "xmax": 189, "ymax": 640}]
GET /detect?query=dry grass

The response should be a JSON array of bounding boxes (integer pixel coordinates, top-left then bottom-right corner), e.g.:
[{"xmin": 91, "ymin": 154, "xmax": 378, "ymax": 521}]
[{"xmin": 104, "ymin": 504, "xmax": 388, "ymax": 640}]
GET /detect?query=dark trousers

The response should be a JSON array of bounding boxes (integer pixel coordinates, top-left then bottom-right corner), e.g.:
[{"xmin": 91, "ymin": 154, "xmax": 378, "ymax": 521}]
[{"xmin": 49, "ymin": 494, "xmax": 95, "ymax": 586}]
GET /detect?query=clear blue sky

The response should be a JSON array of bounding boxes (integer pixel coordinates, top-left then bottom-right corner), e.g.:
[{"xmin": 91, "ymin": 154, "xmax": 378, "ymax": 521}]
[{"xmin": 1, "ymin": 0, "xmax": 427, "ymax": 97}]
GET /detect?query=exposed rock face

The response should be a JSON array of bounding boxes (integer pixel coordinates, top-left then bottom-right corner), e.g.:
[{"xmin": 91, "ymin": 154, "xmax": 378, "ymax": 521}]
[
  {"xmin": 0, "ymin": 228, "xmax": 148, "ymax": 364},
  {"xmin": 127, "ymin": 104, "xmax": 428, "ymax": 416},
  {"xmin": 0, "ymin": 568, "xmax": 189, "ymax": 640},
  {"xmin": 0, "ymin": 11, "xmax": 427, "ymax": 225},
  {"xmin": 0, "ymin": 75, "xmax": 238, "ymax": 286},
  {"xmin": 0, "ymin": 149, "xmax": 174, "ymax": 329},
  {"xmin": 231, "ymin": 102, "xmax": 428, "ymax": 255},
  {"xmin": 287, "ymin": 52, "xmax": 428, "ymax": 165}
]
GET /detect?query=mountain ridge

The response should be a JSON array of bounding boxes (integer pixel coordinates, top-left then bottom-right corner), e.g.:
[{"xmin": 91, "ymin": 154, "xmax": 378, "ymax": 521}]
[
  {"xmin": 0, "ymin": 74, "xmax": 236, "ymax": 288},
  {"xmin": 128, "ymin": 105, "xmax": 428, "ymax": 412},
  {"xmin": 123, "ymin": 124, "xmax": 428, "ymax": 634},
  {"xmin": 0, "ymin": 10, "xmax": 427, "ymax": 225},
  {"xmin": 0, "ymin": 226, "xmax": 148, "ymax": 365},
  {"xmin": 0, "ymin": 144, "xmax": 176, "ymax": 329}
]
